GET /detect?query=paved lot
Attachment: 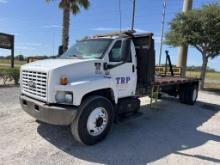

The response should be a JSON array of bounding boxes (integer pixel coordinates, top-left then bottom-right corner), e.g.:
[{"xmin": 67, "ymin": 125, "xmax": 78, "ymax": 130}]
[{"xmin": 0, "ymin": 87, "xmax": 220, "ymax": 165}]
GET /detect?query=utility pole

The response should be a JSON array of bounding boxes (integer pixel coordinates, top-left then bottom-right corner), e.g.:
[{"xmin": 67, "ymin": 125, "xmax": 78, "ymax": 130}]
[
  {"xmin": 131, "ymin": 0, "xmax": 136, "ymax": 31},
  {"xmin": 52, "ymin": 31, "xmax": 55, "ymax": 56},
  {"xmin": 177, "ymin": 0, "xmax": 193, "ymax": 77},
  {"xmin": 119, "ymin": 0, "xmax": 122, "ymax": 33},
  {"xmin": 11, "ymin": 35, "xmax": 14, "ymax": 68},
  {"xmin": 159, "ymin": 0, "xmax": 167, "ymax": 66}
]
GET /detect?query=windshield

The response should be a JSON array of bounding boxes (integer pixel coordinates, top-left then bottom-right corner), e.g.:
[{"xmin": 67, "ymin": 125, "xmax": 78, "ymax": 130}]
[{"xmin": 60, "ymin": 39, "xmax": 112, "ymax": 59}]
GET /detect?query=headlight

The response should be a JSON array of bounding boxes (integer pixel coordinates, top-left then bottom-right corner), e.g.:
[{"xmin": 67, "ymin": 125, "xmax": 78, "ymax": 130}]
[
  {"xmin": 65, "ymin": 93, "xmax": 73, "ymax": 104},
  {"xmin": 55, "ymin": 91, "xmax": 73, "ymax": 104}
]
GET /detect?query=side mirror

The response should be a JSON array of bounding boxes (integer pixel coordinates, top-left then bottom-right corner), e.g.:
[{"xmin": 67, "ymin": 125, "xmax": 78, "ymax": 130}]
[
  {"xmin": 58, "ymin": 45, "xmax": 64, "ymax": 56},
  {"xmin": 103, "ymin": 62, "xmax": 109, "ymax": 70},
  {"xmin": 103, "ymin": 62, "xmax": 124, "ymax": 70}
]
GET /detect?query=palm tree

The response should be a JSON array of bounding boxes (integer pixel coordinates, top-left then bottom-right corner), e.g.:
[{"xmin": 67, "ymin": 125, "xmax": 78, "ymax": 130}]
[{"xmin": 46, "ymin": 0, "xmax": 90, "ymax": 53}]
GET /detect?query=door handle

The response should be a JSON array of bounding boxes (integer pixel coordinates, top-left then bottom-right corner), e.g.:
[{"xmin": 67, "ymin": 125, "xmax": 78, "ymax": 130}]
[{"xmin": 132, "ymin": 65, "xmax": 135, "ymax": 72}]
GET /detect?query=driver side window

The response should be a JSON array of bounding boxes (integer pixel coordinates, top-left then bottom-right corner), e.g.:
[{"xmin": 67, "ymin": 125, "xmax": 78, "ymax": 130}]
[{"xmin": 109, "ymin": 40, "xmax": 122, "ymax": 62}]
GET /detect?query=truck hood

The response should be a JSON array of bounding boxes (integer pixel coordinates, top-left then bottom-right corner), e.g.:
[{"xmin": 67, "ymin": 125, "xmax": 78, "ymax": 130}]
[{"xmin": 21, "ymin": 58, "xmax": 96, "ymax": 72}]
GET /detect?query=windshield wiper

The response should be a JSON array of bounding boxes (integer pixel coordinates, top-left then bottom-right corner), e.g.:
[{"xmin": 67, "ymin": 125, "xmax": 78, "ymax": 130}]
[
  {"xmin": 65, "ymin": 54, "xmax": 78, "ymax": 58},
  {"xmin": 67, "ymin": 55, "xmax": 85, "ymax": 59}
]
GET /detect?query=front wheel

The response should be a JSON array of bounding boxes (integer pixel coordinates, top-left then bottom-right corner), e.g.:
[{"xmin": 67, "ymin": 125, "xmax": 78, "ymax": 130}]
[{"xmin": 71, "ymin": 96, "xmax": 114, "ymax": 145}]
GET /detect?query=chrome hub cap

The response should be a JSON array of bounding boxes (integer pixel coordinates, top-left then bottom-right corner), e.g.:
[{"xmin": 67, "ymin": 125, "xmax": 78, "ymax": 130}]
[
  {"xmin": 87, "ymin": 107, "xmax": 108, "ymax": 136},
  {"xmin": 192, "ymin": 88, "xmax": 197, "ymax": 101}
]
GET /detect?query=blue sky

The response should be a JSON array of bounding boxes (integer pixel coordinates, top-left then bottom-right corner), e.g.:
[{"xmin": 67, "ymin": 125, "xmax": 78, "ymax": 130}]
[{"xmin": 0, "ymin": 0, "xmax": 220, "ymax": 71}]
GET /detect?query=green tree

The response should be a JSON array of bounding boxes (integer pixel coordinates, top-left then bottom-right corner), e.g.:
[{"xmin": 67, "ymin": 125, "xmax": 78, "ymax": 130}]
[
  {"xmin": 165, "ymin": 3, "xmax": 220, "ymax": 89},
  {"xmin": 15, "ymin": 55, "xmax": 24, "ymax": 61},
  {"xmin": 46, "ymin": 0, "xmax": 90, "ymax": 53}
]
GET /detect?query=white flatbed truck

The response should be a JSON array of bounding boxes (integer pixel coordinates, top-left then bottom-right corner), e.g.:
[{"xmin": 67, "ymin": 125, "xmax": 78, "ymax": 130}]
[{"xmin": 20, "ymin": 31, "xmax": 199, "ymax": 145}]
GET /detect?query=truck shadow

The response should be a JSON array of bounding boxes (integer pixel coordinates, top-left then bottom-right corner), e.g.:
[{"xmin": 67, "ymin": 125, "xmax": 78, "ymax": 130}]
[{"xmin": 37, "ymin": 100, "xmax": 220, "ymax": 165}]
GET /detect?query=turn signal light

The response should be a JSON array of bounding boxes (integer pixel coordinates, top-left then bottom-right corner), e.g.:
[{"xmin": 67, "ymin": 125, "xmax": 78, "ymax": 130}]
[{"xmin": 60, "ymin": 76, "xmax": 68, "ymax": 85}]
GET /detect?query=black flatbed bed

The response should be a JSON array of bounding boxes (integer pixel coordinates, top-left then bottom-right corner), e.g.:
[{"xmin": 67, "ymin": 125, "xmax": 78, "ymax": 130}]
[{"xmin": 153, "ymin": 76, "xmax": 200, "ymax": 86}]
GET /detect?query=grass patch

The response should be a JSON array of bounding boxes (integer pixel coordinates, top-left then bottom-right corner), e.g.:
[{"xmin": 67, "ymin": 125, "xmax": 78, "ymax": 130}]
[
  {"xmin": 0, "ymin": 59, "xmax": 26, "ymax": 68},
  {"xmin": 187, "ymin": 71, "xmax": 220, "ymax": 81}
]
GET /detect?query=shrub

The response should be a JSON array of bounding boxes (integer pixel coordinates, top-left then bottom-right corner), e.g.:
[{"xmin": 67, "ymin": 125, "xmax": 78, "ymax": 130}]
[
  {"xmin": 7, "ymin": 68, "xmax": 20, "ymax": 85},
  {"xmin": 0, "ymin": 68, "xmax": 20, "ymax": 85},
  {"xmin": 0, "ymin": 71, "xmax": 11, "ymax": 85}
]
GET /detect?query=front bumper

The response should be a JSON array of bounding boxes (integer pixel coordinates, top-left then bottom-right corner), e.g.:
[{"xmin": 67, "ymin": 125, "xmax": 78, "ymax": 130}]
[{"xmin": 19, "ymin": 95, "xmax": 78, "ymax": 125}]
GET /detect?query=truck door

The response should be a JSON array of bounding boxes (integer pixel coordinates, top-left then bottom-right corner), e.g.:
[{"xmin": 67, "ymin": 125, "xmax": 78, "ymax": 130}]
[{"xmin": 107, "ymin": 39, "xmax": 137, "ymax": 98}]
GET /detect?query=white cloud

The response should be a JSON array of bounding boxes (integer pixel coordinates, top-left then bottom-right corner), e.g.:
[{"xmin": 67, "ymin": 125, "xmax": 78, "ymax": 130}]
[
  {"xmin": 13, "ymin": 33, "xmax": 20, "ymax": 36},
  {"xmin": 16, "ymin": 42, "xmax": 43, "ymax": 51},
  {"xmin": 16, "ymin": 46, "xmax": 36, "ymax": 51},
  {"xmin": 19, "ymin": 42, "xmax": 42, "ymax": 47},
  {"xmin": 91, "ymin": 27, "xmax": 149, "ymax": 33},
  {"xmin": 134, "ymin": 28, "xmax": 149, "ymax": 33},
  {"xmin": 209, "ymin": 59, "xmax": 220, "ymax": 65},
  {"xmin": 91, "ymin": 27, "xmax": 118, "ymax": 31},
  {"xmin": 0, "ymin": 0, "xmax": 8, "ymax": 4},
  {"xmin": 154, "ymin": 36, "xmax": 165, "ymax": 44},
  {"xmin": 41, "ymin": 25, "xmax": 61, "ymax": 29}
]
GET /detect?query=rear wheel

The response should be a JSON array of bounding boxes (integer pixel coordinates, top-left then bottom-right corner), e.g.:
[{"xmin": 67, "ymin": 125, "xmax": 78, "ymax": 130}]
[
  {"xmin": 185, "ymin": 84, "xmax": 198, "ymax": 105},
  {"xmin": 179, "ymin": 84, "xmax": 198, "ymax": 105},
  {"xmin": 71, "ymin": 96, "xmax": 114, "ymax": 145}
]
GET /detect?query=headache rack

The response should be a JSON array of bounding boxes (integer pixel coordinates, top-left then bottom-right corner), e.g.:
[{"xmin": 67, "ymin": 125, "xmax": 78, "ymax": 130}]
[
  {"xmin": 93, "ymin": 30, "xmax": 136, "ymax": 38},
  {"xmin": 92, "ymin": 30, "xmax": 155, "ymax": 40}
]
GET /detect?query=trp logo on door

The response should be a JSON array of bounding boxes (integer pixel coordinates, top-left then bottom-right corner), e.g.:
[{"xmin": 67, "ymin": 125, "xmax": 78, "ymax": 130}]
[{"xmin": 116, "ymin": 77, "xmax": 131, "ymax": 90}]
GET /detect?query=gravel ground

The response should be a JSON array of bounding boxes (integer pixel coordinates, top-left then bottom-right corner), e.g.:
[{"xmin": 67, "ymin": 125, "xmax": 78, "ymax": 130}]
[{"xmin": 0, "ymin": 87, "xmax": 220, "ymax": 165}]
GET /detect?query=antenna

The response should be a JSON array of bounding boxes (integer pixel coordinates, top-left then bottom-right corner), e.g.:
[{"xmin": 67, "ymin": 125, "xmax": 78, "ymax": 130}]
[
  {"xmin": 52, "ymin": 31, "xmax": 55, "ymax": 56},
  {"xmin": 118, "ymin": 0, "xmax": 122, "ymax": 33},
  {"xmin": 131, "ymin": 0, "xmax": 136, "ymax": 31},
  {"xmin": 158, "ymin": 0, "xmax": 167, "ymax": 66}
]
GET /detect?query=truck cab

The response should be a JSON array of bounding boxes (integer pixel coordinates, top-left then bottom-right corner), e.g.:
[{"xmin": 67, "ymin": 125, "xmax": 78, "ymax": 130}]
[{"xmin": 20, "ymin": 31, "xmax": 198, "ymax": 145}]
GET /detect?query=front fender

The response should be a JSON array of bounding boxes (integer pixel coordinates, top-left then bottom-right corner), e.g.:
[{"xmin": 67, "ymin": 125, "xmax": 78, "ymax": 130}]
[{"xmin": 53, "ymin": 76, "xmax": 118, "ymax": 106}]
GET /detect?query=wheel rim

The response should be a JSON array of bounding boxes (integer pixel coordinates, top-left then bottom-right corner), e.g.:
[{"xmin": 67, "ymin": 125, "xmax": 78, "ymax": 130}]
[
  {"xmin": 87, "ymin": 107, "xmax": 108, "ymax": 136},
  {"xmin": 192, "ymin": 88, "xmax": 197, "ymax": 101}
]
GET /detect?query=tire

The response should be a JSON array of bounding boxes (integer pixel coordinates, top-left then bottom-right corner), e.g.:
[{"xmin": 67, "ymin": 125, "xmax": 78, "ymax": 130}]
[
  {"xmin": 179, "ymin": 85, "xmax": 187, "ymax": 103},
  {"xmin": 71, "ymin": 96, "xmax": 114, "ymax": 145},
  {"xmin": 185, "ymin": 84, "xmax": 198, "ymax": 105},
  {"xmin": 179, "ymin": 84, "xmax": 198, "ymax": 105}
]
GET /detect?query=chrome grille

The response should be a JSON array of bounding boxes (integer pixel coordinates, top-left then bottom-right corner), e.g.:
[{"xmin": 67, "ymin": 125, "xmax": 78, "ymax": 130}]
[{"xmin": 22, "ymin": 70, "xmax": 47, "ymax": 100}]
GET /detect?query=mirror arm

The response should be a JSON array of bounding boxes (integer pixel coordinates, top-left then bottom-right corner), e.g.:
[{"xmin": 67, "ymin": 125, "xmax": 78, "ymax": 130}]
[{"xmin": 103, "ymin": 62, "xmax": 124, "ymax": 70}]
